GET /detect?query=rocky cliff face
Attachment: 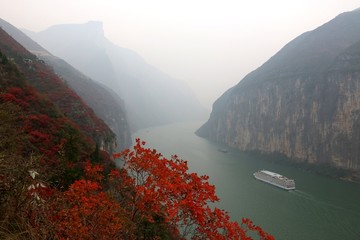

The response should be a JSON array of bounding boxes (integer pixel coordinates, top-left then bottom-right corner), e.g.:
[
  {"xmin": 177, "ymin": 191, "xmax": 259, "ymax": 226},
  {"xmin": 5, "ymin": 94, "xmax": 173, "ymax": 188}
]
[{"xmin": 197, "ymin": 10, "xmax": 360, "ymax": 175}]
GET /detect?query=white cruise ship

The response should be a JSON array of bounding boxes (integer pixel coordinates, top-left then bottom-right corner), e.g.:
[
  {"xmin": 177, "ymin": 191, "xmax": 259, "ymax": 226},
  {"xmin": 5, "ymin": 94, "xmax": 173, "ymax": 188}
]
[{"xmin": 253, "ymin": 170, "xmax": 295, "ymax": 190}]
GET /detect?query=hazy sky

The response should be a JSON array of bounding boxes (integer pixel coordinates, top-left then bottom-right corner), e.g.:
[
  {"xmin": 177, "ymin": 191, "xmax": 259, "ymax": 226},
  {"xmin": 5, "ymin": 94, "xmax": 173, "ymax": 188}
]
[{"xmin": 1, "ymin": 0, "xmax": 359, "ymax": 108}]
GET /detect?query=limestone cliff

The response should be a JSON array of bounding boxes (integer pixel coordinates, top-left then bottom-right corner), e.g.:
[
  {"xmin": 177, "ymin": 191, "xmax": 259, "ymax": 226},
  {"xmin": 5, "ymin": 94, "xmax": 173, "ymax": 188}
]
[{"xmin": 197, "ymin": 10, "xmax": 360, "ymax": 176}]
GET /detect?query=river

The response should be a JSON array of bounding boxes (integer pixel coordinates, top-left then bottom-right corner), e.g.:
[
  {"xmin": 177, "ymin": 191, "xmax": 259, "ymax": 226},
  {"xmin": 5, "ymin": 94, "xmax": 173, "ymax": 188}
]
[{"xmin": 132, "ymin": 121, "xmax": 360, "ymax": 240}]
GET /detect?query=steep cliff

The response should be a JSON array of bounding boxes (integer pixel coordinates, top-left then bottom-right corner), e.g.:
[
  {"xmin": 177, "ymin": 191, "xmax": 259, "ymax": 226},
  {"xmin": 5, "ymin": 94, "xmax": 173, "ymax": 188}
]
[{"xmin": 197, "ymin": 10, "xmax": 360, "ymax": 177}]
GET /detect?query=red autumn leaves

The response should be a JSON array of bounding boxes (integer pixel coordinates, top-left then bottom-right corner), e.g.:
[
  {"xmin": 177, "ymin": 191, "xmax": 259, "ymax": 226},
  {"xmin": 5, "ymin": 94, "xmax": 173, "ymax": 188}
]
[
  {"xmin": 50, "ymin": 138, "xmax": 274, "ymax": 239},
  {"xmin": 109, "ymin": 138, "xmax": 273, "ymax": 239}
]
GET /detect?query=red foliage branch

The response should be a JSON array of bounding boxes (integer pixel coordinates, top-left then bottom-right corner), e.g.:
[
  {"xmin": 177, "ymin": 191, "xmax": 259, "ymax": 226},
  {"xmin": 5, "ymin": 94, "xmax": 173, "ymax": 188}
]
[{"xmin": 113, "ymin": 138, "xmax": 274, "ymax": 239}]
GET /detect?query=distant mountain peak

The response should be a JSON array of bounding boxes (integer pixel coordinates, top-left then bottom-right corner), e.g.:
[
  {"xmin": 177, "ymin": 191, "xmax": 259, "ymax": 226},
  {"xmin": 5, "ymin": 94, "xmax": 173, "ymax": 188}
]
[
  {"xmin": 86, "ymin": 20, "xmax": 103, "ymax": 26},
  {"xmin": 42, "ymin": 21, "xmax": 105, "ymax": 41},
  {"xmin": 82, "ymin": 20, "xmax": 104, "ymax": 35},
  {"xmin": 24, "ymin": 20, "xmax": 208, "ymax": 130}
]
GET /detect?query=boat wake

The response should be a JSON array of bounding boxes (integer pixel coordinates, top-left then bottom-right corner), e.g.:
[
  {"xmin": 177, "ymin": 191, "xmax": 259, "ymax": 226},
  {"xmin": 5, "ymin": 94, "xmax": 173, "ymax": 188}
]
[
  {"xmin": 291, "ymin": 190, "xmax": 315, "ymax": 201},
  {"xmin": 292, "ymin": 190, "xmax": 359, "ymax": 216}
]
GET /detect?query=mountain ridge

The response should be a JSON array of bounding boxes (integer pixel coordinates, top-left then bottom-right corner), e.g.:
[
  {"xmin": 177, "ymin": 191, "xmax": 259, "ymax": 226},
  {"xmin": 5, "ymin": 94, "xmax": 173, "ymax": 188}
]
[
  {"xmin": 235, "ymin": 9, "xmax": 360, "ymax": 90},
  {"xmin": 23, "ymin": 21, "xmax": 208, "ymax": 130}
]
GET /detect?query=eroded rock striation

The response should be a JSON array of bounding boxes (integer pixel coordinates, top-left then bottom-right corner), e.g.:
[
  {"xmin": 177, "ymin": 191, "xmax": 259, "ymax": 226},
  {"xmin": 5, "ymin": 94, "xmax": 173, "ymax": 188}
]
[{"xmin": 197, "ymin": 10, "xmax": 360, "ymax": 176}]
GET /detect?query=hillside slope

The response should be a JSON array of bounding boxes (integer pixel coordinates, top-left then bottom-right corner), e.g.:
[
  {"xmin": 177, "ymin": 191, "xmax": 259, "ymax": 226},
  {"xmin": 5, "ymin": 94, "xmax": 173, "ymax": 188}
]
[
  {"xmin": 196, "ymin": 9, "xmax": 360, "ymax": 180},
  {"xmin": 0, "ymin": 19, "xmax": 131, "ymax": 150},
  {"xmin": 0, "ymin": 27, "xmax": 116, "ymax": 151}
]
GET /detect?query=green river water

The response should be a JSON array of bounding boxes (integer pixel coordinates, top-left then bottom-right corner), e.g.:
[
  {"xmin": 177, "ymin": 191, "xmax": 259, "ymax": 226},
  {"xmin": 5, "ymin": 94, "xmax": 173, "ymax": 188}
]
[{"xmin": 133, "ymin": 122, "xmax": 360, "ymax": 240}]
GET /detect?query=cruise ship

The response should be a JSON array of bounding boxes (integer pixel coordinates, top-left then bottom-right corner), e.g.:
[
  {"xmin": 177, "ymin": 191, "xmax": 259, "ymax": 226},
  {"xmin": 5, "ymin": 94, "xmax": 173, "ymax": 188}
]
[{"xmin": 253, "ymin": 170, "xmax": 295, "ymax": 190}]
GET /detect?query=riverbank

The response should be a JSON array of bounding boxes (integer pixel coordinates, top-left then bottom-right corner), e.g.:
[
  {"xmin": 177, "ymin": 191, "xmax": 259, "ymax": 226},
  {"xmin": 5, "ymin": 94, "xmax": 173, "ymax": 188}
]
[{"xmin": 242, "ymin": 150, "xmax": 360, "ymax": 184}]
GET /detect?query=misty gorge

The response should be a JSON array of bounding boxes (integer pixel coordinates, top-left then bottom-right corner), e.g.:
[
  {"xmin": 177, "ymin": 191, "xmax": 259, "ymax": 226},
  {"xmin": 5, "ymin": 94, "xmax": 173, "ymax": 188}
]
[{"xmin": 1, "ymin": 2, "xmax": 360, "ymax": 240}]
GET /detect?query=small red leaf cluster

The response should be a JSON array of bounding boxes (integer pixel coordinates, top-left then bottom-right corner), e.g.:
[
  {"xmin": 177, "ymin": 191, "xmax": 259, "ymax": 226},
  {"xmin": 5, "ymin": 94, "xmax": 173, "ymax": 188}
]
[{"xmin": 52, "ymin": 179, "xmax": 124, "ymax": 240}]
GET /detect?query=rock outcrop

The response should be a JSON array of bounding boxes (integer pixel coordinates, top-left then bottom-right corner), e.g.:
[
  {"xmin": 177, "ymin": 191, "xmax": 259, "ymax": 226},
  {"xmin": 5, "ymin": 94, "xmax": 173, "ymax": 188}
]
[{"xmin": 197, "ymin": 10, "xmax": 360, "ymax": 175}]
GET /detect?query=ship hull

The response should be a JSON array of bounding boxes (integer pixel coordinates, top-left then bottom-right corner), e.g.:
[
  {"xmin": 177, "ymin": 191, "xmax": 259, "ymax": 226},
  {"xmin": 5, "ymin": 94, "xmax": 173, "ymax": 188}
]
[
  {"xmin": 254, "ymin": 174, "xmax": 295, "ymax": 190},
  {"xmin": 253, "ymin": 170, "xmax": 295, "ymax": 190}
]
